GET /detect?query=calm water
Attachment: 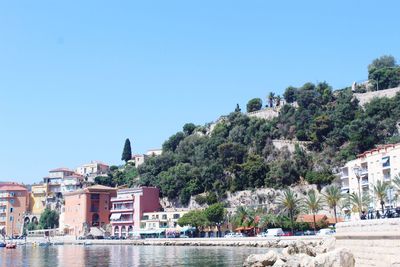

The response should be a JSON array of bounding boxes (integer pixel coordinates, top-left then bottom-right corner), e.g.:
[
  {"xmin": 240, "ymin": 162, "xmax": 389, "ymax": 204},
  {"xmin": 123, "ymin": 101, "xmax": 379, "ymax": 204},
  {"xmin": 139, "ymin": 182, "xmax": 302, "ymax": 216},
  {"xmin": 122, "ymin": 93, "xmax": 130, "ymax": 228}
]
[{"xmin": 0, "ymin": 245, "xmax": 271, "ymax": 267}]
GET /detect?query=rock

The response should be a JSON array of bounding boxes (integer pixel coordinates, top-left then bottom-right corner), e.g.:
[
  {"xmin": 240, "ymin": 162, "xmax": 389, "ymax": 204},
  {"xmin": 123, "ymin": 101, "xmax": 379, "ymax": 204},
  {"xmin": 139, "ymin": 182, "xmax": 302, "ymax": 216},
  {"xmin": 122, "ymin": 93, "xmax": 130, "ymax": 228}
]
[
  {"xmin": 315, "ymin": 238, "xmax": 336, "ymax": 254},
  {"xmin": 272, "ymin": 259, "xmax": 285, "ymax": 267},
  {"xmin": 313, "ymin": 248, "xmax": 355, "ymax": 267},
  {"xmin": 243, "ymin": 251, "xmax": 279, "ymax": 267}
]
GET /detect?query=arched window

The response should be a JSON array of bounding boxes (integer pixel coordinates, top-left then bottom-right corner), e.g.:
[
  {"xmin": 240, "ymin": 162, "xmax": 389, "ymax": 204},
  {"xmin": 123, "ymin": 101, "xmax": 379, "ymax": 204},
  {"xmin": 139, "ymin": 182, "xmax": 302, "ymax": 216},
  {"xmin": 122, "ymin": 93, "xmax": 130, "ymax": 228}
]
[
  {"xmin": 92, "ymin": 213, "xmax": 100, "ymax": 226},
  {"xmin": 121, "ymin": 226, "xmax": 127, "ymax": 237},
  {"xmin": 114, "ymin": 226, "xmax": 120, "ymax": 237},
  {"xmin": 128, "ymin": 226, "xmax": 133, "ymax": 237}
]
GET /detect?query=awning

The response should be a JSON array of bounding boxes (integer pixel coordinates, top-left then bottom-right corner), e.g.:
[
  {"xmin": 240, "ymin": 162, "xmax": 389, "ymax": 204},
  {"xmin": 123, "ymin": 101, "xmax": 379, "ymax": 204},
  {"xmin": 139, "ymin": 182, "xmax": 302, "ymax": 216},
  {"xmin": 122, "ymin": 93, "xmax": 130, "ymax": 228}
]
[
  {"xmin": 110, "ymin": 213, "xmax": 122, "ymax": 220},
  {"xmin": 382, "ymin": 157, "xmax": 390, "ymax": 165},
  {"xmin": 179, "ymin": 226, "xmax": 196, "ymax": 232},
  {"xmin": 138, "ymin": 229, "xmax": 165, "ymax": 235}
]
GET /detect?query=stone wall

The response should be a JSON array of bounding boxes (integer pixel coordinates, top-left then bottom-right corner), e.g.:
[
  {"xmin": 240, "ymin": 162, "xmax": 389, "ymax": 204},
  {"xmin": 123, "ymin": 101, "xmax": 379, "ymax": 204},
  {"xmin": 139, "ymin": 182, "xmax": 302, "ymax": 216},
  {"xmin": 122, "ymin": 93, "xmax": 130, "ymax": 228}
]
[
  {"xmin": 335, "ymin": 218, "xmax": 400, "ymax": 267},
  {"xmin": 354, "ymin": 87, "xmax": 400, "ymax": 106},
  {"xmin": 247, "ymin": 108, "xmax": 280, "ymax": 120},
  {"xmin": 272, "ymin": 139, "xmax": 311, "ymax": 153}
]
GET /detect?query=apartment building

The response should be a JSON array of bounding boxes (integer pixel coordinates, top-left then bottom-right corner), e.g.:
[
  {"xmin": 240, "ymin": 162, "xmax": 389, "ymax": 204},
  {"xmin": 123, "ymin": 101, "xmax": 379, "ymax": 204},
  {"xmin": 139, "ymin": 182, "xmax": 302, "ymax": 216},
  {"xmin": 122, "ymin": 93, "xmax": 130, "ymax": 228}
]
[
  {"xmin": 63, "ymin": 185, "xmax": 117, "ymax": 237},
  {"xmin": 76, "ymin": 161, "xmax": 110, "ymax": 183},
  {"xmin": 29, "ymin": 184, "xmax": 48, "ymax": 215},
  {"xmin": 340, "ymin": 143, "xmax": 400, "ymax": 210},
  {"xmin": 0, "ymin": 183, "xmax": 29, "ymax": 237},
  {"xmin": 110, "ymin": 187, "xmax": 160, "ymax": 238}
]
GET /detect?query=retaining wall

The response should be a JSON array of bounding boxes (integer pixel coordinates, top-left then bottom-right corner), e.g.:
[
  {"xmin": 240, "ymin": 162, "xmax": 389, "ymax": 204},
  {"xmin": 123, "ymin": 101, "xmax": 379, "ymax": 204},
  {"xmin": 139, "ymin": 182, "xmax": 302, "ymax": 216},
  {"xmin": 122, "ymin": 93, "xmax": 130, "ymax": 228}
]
[{"xmin": 335, "ymin": 218, "xmax": 400, "ymax": 267}]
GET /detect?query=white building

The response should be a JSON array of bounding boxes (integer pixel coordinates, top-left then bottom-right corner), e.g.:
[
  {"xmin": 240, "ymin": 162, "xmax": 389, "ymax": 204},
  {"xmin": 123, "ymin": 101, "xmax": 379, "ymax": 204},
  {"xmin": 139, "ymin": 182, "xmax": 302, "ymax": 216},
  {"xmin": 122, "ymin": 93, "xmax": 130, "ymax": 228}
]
[
  {"xmin": 340, "ymin": 143, "xmax": 400, "ymax": 211},
  {"xmin": 76, "ymin": 161, "xmax": 110, "ymax": 183},
  {"xmin": 130, "ymin": 149, "xmax": 162, "ymax": 168}
]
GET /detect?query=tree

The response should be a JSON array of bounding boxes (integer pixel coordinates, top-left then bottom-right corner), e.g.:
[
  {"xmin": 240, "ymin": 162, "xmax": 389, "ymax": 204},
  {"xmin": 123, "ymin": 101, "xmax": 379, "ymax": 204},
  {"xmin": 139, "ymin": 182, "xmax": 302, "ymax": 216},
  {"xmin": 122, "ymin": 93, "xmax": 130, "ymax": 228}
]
[
  {"xmin": 372, "ymin": 180, "xmax": 390, "ymax": 214},
  {"xmin": 183, "ymin": 123, "xmax": 197, "ymax": 135},
  {"xmin": 267, "ymin": 92, "xmax": 275, "ymax": 108},
  {"xmin": 121, "ymin": 138, "xmax": 132, "ymax": 163},
  {"xmin": 177, "ymin": 210, "xmax": 209, "ymax": 229},
  {"xmin": 276, "ymin": 189, "xmax": 303, "ymax": 234},
  {"xmin": 39, "ymin": 208, "xmax": 59, "ymax": 229},
  {"xmin": 349, "ymin": 192, "xmax": 370, "ymax": 218},
  {"xmin": 246, "ymin": 98, "xmax": 263, "ymax": 113},
  {"xmin": 235, "ymin": 104, "xmax": 241, "ymax": 113},
  {"xmin": 275, "ymin": 95, "xmax": 282, "ymax": 107},
  {"xmin": 368, "ymin": 55, "xmax": 400, "ymax": 90},
  {"xmin": 204, "ymin": 203, "xmax": 225, "ymax": 225},
  {"xmin": 283, "ymin": 86, "xmax": 298, "ymax": 103},
  {"xmin": 304, "ymin": 190, "xmax": 324, "ymax": 233},
  {"xmin": 323, "ymin": 185, "xmax": 343, "ymax": 224}
]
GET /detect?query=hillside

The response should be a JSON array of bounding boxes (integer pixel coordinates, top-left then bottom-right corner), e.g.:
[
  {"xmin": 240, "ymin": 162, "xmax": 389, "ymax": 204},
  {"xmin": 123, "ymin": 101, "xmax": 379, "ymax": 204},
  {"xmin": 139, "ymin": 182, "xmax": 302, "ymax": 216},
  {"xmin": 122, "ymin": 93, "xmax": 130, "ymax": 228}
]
[{"xmin": 134, "ymin": 82, "xmax": 400, "ymax": 205}]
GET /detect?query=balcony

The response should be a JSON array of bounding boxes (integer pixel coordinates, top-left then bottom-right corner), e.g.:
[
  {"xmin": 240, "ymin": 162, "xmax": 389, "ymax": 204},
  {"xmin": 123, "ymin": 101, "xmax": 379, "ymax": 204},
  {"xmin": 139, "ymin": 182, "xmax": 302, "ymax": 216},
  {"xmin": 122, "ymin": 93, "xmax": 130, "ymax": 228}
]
[
  {"xmin": 360, "ymin": 168, "xmax": 368, "ymax": 176},
  {"xmin": 0, "ymin": 209, "xmax": 6, "ymax": 214},
  {"xmin": 0, "ymin": 217, "xmax": 6, "ymax": 222},
  {"xmin": 0, "ymin": 193, "xmax": 14, "ymax": 198},
  {"xmin": 110, "ymin": 213, "xmax": 134, "ymax": 223},
  {"xmin": 111, "ymin": 196, "xmax": 133, "ymax": 202},
  {"xmin": 361, "ymin": 179, "xmax": 369, "ymax": 187},
  {"xmin": 110, "ymin": 206, "xmax": 134, "ymax": 213}
]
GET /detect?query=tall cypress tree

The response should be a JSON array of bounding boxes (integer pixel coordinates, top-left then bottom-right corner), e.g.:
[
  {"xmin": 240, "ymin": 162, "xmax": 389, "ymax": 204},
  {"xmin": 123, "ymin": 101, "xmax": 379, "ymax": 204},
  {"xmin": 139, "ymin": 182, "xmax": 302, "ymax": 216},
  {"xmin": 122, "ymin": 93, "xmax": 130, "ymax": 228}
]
[{"xmin": 121, "ymin": 138, "xmax": 132, "ymax": 163}]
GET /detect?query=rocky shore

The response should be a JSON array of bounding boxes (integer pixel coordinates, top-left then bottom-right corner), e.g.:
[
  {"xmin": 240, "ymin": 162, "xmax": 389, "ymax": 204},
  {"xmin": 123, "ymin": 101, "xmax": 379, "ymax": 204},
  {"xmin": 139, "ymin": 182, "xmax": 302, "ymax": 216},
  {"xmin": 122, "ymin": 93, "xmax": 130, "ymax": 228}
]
[{"xmin": 243, "ymin": 238, "xmax": 355, "ymax": 267}]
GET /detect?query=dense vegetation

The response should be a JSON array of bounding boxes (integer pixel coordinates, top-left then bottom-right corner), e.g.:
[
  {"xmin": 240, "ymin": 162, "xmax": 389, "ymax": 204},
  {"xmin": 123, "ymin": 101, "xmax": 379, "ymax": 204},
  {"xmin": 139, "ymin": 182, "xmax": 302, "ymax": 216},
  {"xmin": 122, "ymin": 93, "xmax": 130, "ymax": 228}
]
[{"xmin": 129, "ymin": 56, "xmax": 400, "ymax": 205}]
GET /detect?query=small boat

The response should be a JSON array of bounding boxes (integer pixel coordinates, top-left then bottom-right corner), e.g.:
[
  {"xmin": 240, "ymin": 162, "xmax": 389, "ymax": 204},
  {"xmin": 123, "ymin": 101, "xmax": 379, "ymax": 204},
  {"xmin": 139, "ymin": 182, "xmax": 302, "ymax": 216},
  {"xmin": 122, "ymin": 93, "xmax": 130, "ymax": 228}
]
[
  {"xmin": 6, "ymin": 243, "xmax": 17, "ymax": 249},
  {"xmin": 83, "ymin": 241, "xmax": 92, "ymax": 246},
  {"xmin": 0, "ymin": 243, "xmax": 6, "ymax": 248}
]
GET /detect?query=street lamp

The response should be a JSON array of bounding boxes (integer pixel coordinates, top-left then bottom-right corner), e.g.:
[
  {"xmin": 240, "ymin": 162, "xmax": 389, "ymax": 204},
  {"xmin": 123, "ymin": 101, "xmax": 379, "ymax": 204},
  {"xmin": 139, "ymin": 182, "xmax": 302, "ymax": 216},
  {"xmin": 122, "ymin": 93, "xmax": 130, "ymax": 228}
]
[{"xmin": 352, "ymin": 165, "xmax": 362, "ymax": 198}]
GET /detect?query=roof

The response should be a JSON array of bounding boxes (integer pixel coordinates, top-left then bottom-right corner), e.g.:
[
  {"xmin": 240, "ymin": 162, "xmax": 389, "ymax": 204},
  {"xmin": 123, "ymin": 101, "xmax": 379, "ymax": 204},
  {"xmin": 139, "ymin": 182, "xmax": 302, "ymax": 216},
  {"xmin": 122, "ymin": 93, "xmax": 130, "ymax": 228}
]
[
  {"xmin": 357, "ymin": 143, "xmax": 400, "ymax": 158},
  {"xmin": 64, "ymin": 184, "xmax": 117, "ymax": 196},
  {"xmin": 296, "ymin": 214, "xmax": 343, "ymax": 225},
  {"xmin": 296, "ymin": 214, "xmax": 328, "ymax": 223},
  {"xmin": 49, "ymin": 168, "xmax": 74, "ymax": 173},
  {"xmin": 0, "ymin": 182, "xmax": 28, "ymax": 191}
]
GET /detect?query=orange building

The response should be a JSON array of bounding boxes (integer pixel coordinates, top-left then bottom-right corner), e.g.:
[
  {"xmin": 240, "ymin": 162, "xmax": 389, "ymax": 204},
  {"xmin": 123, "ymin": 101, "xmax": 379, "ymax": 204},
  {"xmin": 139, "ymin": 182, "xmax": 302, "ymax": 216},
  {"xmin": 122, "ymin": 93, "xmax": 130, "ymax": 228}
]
[
  {"xmin": 63, "ymin": 185, "xmax": 117, "ymax": 236},
  {"xmin": 0, "ymin": 182, "xmax": 29, "ymax": 237}
]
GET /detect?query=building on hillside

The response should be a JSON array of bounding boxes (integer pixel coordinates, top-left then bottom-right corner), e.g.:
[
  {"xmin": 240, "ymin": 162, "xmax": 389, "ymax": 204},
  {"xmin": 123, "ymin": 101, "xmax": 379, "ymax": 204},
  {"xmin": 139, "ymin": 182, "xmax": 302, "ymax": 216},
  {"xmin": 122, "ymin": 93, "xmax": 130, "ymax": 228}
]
[
  {"xmin": 146, "ymin": 149, "xmax": 162, "ymax": 157},
  {"xmin": 0, "ymin": 182, "xmax": 29, "ymax": 237},
  {"xmin": 63, "ymin": 185, "xmax": 117, "ymax": 237},
  {"xmin": 140, "ymin": 209, "xmax": 189, "ymax": 236},
  {"xmin": 130, "ymin": 149, "xmax": 162, "ymax": 168},
  {"xmin": 131, "ymin": 154, "xmax": 145, "ymax": 167},
  {"xmin": 110, "ymin": 187, "xmax": 160, "ymax": 238},
  {"xmin": 340, "ymin": 143, "xmax": 400, "ymax": 212},
  {"xmin": 43, "ymin": 168, "xmax": 75, "ymax": 197},
  {"xmin": 29, "ymin": 184, "xmax": 48, "ymax": 216},
  {"xmin": 76, "ymin": 161, "xmax": 110, "ymax": 183},
  {"xmin": 61, "ymin": 175, "xmax": 83, "ymax": 194}
]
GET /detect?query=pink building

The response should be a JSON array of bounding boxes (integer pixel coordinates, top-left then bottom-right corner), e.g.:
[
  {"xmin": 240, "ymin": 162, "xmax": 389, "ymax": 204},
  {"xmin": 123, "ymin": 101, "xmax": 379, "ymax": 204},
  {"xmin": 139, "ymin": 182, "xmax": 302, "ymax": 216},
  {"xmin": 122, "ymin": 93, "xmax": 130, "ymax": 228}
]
[
  {"xmin": 63, "ymin": 185, "xmax": 117, "ymax": 236},
  {"xmin": 110, "ymin": 187, "xmax": 160, "ymax": 238}
]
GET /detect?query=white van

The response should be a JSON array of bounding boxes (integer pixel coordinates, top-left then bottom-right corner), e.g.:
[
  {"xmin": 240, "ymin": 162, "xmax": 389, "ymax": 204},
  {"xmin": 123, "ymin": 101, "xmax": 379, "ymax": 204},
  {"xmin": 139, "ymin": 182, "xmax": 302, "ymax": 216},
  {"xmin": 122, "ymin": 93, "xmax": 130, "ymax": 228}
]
[
  {"xmin": 316, "ymin": 229, "xmax": 334, "ymax": 236},
  {"xmin": 265, "ymin": 228, "xmax": 284, "ymax": 237}
]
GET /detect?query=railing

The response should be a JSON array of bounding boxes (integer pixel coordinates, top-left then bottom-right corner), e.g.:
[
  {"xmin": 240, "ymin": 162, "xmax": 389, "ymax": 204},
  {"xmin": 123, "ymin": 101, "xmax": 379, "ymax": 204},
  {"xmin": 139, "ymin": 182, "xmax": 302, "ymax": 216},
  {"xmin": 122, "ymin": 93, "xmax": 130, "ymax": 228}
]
[
  {"xmin": 0, "ymin": 209, "xmax": 6, "ymax": 213},
  {"xmin": 360, "ymin": 207, "xmax": 400, "ymax": 220},
  {"xmin": 0, "ymin": 217, "xmax": 6, "ymax": 222}
]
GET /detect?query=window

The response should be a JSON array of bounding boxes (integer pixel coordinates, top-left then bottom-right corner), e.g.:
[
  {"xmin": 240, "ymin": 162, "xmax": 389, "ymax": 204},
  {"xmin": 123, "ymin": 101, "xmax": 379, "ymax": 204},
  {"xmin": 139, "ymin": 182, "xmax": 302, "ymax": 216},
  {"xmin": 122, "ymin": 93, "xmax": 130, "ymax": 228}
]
[
  {"xmin": 10, "ymin": 199, "xmax": 14, "ymax": 204},
  {"xmin": 10, "ymin": 208, "xmax": 13, "ymax": 213},
  {"xmin": 10, "ymin": 216, "xmax": 13, "ymax": 222},
  {"xmin": 382, "ymin": 157, "xmax": 390, "ymax": 168},
  {"xmin": 173, "ymin": 214, "xmax": 180, "ymax": 219},
  {"xmin": 162, "ymin": 215, "xmax": 167, "ymax": 220}
]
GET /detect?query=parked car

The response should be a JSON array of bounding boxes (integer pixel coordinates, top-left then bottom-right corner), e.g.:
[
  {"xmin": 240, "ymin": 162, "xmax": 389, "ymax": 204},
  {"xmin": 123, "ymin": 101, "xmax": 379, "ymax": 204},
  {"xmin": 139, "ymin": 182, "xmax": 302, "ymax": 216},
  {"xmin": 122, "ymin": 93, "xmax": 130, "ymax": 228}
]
[
  {"xmin": 316, "ymin": 229, "xmax": 335, "ymax": 236},
  {"xmin": 265, "ymin": 228, "xmax": 284, "ymax": 237},
  {"xmin": 180, "ymin": 235, "xmax": 190, "ymax": 238},
  {"xmin": 304, "ymin": 230, "xmax": 316, "ymax": 236},
  {"xmin": 281, "ymin": 232, "xmax": 293, "ymax": 237},
  {"xmin": 224, "ymin": 232, "xmax": 236, "ymax": 238},
  {"xmin": 257, "ymin": 232, "xmax": 268, "ymax": 238},
  {"xmin": 235, "ymin": 233, "xmax": 246, "ymax": 238}
]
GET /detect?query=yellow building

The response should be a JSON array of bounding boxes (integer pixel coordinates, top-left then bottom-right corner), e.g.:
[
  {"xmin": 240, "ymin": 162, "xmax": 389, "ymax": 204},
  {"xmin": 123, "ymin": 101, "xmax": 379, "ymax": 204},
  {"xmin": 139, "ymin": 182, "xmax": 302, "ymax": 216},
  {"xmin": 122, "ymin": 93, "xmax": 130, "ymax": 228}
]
[{"xmin": 29, "ymin": 184, "xmax": 48, "ymax": 215}]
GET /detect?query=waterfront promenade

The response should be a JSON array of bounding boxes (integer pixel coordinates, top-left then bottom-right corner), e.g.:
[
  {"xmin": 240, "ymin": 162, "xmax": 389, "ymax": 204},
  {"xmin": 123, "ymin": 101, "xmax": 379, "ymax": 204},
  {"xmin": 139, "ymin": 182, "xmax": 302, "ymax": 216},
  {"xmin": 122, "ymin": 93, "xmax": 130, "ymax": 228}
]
[{"xmin": 23, "ymin": 236, "xmax": 323, "ymax": 247}]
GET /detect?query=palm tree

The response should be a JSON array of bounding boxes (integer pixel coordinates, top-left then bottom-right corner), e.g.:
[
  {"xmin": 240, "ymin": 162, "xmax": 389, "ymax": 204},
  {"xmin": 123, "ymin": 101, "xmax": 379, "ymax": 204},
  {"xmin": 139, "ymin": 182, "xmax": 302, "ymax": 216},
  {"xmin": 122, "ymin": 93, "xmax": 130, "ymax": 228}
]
[
  {"xmin": 276, "ymin": 189, "xmax": 303, "ymax": 234},
  {"xmin": 258, "ymin": 213, "xmax": 279, "ymax": 231},
  {"xmin": 267, "ymin": 92, "xmax": 275, "ymax": 108},
  {"xmin": 323, "ymin": 185, "xmax": 343, "ymax": 224},
  {"xmin": 275, "ymin": 95, "xmax": 282, "ymax": 107},
  {"xmin": 393, "ymin": 174, "xmax": 400, "ymax": 191},
  {"xmin": 372, "ymin": 180, "xmax": 390, "ymax": 214},
  {"xmin": 349, "ymin": 192, "xmax": 371, "ymax": 218},
  {"xmin": 304, "ymin": 190, "xmax": 324, "ymax": 233}
]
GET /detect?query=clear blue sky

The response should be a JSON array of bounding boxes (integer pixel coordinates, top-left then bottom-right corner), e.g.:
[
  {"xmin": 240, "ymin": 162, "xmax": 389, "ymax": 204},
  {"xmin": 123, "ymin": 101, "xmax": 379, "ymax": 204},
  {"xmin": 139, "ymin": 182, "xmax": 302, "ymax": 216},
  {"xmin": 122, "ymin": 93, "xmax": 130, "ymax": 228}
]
[{"xmin": 0, "ymin": 1, "xmax": 399, "ymax": 184}]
